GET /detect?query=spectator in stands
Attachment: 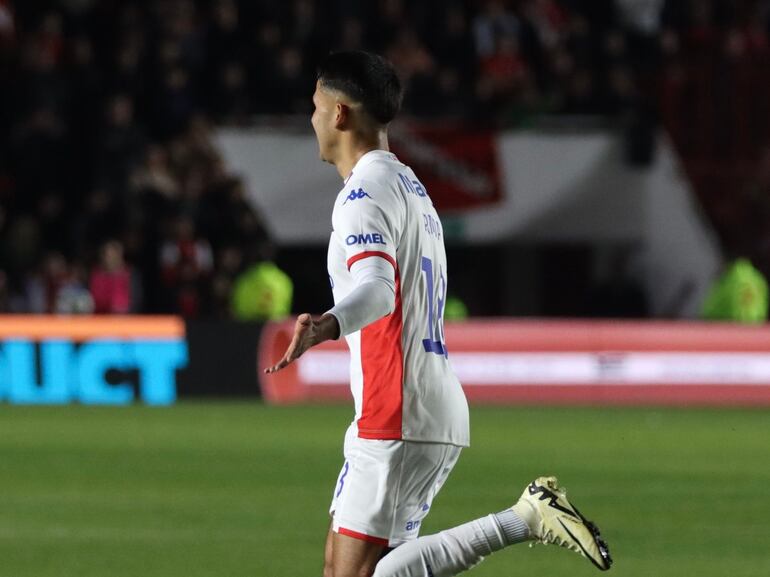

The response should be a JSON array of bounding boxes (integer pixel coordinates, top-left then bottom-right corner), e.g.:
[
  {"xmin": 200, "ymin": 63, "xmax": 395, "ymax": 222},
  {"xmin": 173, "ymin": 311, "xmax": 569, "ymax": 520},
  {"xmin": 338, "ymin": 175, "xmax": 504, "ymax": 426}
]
[
  {"xmin": 210, "ymin": 244, "xmax": 244, "ymax": 318},
  {"xmin": 521, "ymin": 0, "xmax": 568, "ymax": 53},
  {"xmin": 96, "ymin": 95, "xmax": 145, "ymax": 193},
  {"xmin": 231, "ymin": 260, "xmax": 293, "ymax": 321},
  {"xmin": 615, "ymin": 0, "xmax": 665, "ymax": 72},
  {"xmin": 90, "ymin": 240, "xmax": 135, "ymax": 314},
  {"xmin": 1, "ymin": 213, "xmax": 41, "ymax": 282},
  {"xmin": 291, "ymin": 0, "xmax": 326, "ymax": 59},
  {"xmin": 56, "ymin": 261, "xmax": 94, "ymax": 314},
  {"xmin": 702, "ymin": 257, "xmax": 768, "ymax": 324},
  {"xmin": 25, "ymin": 251, "xmax": 69, "ymax": 314},
  {"xmin": 74, "ymin": 186, "xmax": 126, "ymax": 256},
  {"xmin": 444, "ymin": 295, "xmax": 469, "ymax": 321},
  {"xmin": 37, "ymin": 191, "xmax": 71, "ymax": 255},
  {"xmin": 160, "ymin": 215, "xmax": 214, "ymax": 317},
  {"xmin": 22, "ymin": 11, "xmax": 66, "ymax": 108},
  {"xmin": 132, "ymin": 144, "xmax": 180, "ymax": 202},
  {"xmin": 386, "ymin": 27, "xmax": 436, "ymax": 115},
  {"xmin": 210, "ymin": 61, "xmax": 251, "ymax": 124},
  {"xmin": 273, "ymin": 46, "xmax": 311, "ymax": 114},
  {"xmin": 476, "ymin": 35, "xmax": 530, "ymax": 119},
  {"xmin": 207, "ymin": 0, "xmax": 244, "ymax": 66},
  {"xmin": 473, "ymin": 0, "xmax": 521, "ymax": 59},
  {"xmin": 153, "ymin": 67, "xmax": 197, "ymax": 139}
]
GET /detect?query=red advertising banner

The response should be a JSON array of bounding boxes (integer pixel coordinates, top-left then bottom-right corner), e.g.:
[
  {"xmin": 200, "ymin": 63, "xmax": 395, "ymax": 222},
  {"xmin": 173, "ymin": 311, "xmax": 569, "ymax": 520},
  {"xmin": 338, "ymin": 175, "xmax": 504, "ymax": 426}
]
[
  {"xmin": 259, "ymin": 320, "xmax": 770, "ymax": 406},
  {"xmin": 389, "ymin": 123, "xmax": 503, "ymax": 212}
]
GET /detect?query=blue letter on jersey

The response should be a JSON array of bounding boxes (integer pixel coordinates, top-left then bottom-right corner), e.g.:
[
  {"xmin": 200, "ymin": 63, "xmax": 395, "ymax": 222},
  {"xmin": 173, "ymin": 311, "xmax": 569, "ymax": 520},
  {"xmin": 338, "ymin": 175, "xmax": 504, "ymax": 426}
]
[{"xmin": 346, "ymin": 233, "xmax": 386, "ymax": 245}]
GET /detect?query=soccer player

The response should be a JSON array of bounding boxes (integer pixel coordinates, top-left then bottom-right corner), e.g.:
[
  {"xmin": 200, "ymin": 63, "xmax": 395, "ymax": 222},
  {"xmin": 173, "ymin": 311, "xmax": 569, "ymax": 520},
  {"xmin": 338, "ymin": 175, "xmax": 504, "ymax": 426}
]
[{"xmin": 265, "ymin": 51, "xmax": 612, "ymax": 577}]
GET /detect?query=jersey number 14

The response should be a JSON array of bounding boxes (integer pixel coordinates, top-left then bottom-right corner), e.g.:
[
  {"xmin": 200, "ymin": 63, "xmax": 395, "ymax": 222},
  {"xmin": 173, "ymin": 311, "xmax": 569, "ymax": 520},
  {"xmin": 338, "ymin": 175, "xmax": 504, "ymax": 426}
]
[{"xmin": 421, "ymin": 256, "xmax": 447, "ymax": 358}]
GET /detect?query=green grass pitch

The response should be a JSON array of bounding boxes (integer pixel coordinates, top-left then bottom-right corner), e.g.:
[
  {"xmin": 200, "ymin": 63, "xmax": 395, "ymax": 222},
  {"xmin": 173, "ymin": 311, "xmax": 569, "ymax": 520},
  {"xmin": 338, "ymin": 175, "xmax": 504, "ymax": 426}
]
[{"xmin": 1, "ymin": 402, "xmax": 769, "ymax": 577}]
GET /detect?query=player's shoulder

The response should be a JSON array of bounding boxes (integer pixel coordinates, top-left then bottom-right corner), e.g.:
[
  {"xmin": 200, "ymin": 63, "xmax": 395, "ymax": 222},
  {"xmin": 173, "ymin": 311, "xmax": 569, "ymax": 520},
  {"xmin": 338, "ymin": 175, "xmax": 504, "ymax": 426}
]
[
  {"xmin": 332, "ymin": 152, "xmax": 409, "ymax": 227},
  {"xmin": 336, "ymin": 173, "xmax": 401, "ymax": 211}
]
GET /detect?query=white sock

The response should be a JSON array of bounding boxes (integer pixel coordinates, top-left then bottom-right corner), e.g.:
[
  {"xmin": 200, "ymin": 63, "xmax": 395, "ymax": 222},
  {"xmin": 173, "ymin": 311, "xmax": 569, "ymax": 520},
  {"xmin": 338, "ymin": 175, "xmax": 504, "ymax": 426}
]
[
  {"xmin": 494, "ymin": 508, "xmax": 532, "ymax": 545},
  {"xmin": 373, "ymin": 511, "xmax": 530, "ymax": 577}
]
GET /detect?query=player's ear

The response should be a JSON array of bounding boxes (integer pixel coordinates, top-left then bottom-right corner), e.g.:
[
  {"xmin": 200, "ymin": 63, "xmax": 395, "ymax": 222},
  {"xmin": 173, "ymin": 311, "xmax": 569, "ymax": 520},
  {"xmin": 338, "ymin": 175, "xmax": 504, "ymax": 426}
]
[{"xmin": 334, "ymin": 102, "xmax": 349, "ymax": 129}]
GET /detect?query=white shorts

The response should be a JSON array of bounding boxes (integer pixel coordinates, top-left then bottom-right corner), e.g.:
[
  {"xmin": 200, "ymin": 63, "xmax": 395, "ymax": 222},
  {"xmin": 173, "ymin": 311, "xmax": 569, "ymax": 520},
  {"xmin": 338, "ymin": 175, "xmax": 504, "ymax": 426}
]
[{"xmin": 329, "ymin": 423, "xmax": 462, "ymax": 548}]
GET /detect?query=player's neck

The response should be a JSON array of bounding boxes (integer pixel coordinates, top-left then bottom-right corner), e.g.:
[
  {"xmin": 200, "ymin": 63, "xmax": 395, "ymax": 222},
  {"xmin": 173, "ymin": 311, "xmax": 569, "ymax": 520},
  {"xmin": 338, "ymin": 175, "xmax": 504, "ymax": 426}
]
[{"xmin": 335, "ymin": 132, "xmax": 390, "ymax": 181}]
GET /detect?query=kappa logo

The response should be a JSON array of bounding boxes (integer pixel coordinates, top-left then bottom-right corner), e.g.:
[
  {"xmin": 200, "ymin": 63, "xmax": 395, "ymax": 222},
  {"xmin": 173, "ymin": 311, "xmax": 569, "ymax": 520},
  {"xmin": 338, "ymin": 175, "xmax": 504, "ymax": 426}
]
[{"xmin": 342, "ymin": 188, "xmax": 372, "ymax": 204}]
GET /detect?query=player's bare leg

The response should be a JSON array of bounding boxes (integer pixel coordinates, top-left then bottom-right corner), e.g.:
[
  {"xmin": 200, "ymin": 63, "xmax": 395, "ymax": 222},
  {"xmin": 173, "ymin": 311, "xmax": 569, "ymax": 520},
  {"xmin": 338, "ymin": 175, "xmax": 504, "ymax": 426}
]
[
  {"xmin": 323, "ymin": 524, "xmax": 335, "ymax": 577},
  {"xmin": 330, "ymin": 531, "xmax": 385, "ymax": 577}
]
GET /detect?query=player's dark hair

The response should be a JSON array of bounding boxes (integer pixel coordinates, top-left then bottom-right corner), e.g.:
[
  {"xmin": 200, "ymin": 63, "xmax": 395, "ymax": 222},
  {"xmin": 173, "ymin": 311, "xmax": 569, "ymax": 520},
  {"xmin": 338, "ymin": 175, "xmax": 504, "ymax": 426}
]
[{"xmin": 317, "ymin": 51, "xmax": 403, "ymax": 125}]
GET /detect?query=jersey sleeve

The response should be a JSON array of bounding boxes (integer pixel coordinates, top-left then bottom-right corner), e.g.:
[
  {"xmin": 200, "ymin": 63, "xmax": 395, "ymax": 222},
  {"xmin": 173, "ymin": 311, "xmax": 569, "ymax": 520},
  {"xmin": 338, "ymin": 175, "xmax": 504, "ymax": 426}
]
[
  {"xmin": 332, "ymin": 178, "xmax": 402, "ymax": 272},
  {"xmin": 326, "ymin": 256, "xmax": 396, "ymax": 336}
]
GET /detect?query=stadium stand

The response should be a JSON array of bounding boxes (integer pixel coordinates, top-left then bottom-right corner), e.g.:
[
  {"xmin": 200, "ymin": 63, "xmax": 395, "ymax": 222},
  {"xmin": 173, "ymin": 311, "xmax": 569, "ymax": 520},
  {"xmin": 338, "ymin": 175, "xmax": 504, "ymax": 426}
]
[{"xmin": 0, "ymin": 0, "xmax": 769, "ymax": 316}]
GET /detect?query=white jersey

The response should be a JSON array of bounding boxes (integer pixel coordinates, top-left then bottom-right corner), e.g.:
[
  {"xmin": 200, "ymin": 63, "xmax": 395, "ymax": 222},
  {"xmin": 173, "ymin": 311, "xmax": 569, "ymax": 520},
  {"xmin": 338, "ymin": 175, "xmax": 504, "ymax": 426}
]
[{"xmin": 327, "ymin": 150, "xmax": 470, "ymax": 447}]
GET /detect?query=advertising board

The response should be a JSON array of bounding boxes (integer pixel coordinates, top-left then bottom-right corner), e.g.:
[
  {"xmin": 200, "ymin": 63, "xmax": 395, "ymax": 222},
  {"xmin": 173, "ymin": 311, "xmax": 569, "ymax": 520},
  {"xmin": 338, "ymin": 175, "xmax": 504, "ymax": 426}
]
[
  {"xmin": 0, "ymin": 316, "xmax": 187, "ymax": 405},
  {"xmin": 259, "ymin": 320, "xmax": 770, "ymax": 406}
]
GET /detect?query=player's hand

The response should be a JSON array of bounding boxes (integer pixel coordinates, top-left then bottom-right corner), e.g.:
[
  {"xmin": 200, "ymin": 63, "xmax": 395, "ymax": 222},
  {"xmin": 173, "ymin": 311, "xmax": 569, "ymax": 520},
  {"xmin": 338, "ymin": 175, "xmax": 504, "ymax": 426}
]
[{"xmin": 264, "ymin": 313, "xmax": 339, "ymax": 374}]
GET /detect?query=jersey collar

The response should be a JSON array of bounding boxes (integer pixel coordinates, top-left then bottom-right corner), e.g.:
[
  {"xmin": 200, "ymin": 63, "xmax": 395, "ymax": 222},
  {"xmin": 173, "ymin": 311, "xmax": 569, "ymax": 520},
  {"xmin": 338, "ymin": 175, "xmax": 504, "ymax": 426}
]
[{"xmin": 344, "ymin": 149, "xmax": 397, "ymax": 184}]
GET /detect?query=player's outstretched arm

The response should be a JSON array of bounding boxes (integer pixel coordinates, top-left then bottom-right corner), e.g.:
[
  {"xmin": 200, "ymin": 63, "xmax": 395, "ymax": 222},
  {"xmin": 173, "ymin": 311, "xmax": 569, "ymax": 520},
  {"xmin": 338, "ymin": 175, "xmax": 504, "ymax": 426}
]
[{"xmin": 264, "ymin": 313, "xmax": 340, "ymax": 374}]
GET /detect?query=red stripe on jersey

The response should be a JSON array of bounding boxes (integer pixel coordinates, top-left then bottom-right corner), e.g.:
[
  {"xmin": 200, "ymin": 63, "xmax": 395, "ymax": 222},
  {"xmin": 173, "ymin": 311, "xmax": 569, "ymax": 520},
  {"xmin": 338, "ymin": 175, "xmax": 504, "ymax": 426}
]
[
  {"xmin": 347, "ymin": 250, "xmax": 396, "ymax": 271},
  {"xmin": 348, "ymin": 251, "xmax": 404, "ymax": 440},
  {"xmin": 337, "ymin": 527, "xmax": 390, "ymax": 546}
]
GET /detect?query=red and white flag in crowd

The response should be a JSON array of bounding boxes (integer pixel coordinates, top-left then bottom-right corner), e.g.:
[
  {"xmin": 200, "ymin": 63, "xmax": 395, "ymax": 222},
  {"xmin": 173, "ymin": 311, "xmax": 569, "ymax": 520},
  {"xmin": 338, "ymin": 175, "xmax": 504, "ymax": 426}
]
[{"xmin": 389, "ymin": 122, "xmax": 503, "ymax": 212}]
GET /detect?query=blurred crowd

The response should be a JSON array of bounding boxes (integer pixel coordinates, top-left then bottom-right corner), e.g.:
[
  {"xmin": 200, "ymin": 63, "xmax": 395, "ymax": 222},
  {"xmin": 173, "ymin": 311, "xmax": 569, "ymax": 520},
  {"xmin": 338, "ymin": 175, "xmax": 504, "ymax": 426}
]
[
  {"xmin": 0, "ymin": 0, "xmax": 769, "ymax": 316},
  {"xmin": 0, "ymin": 100, "xmax": 271, "ymax": 315}
]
